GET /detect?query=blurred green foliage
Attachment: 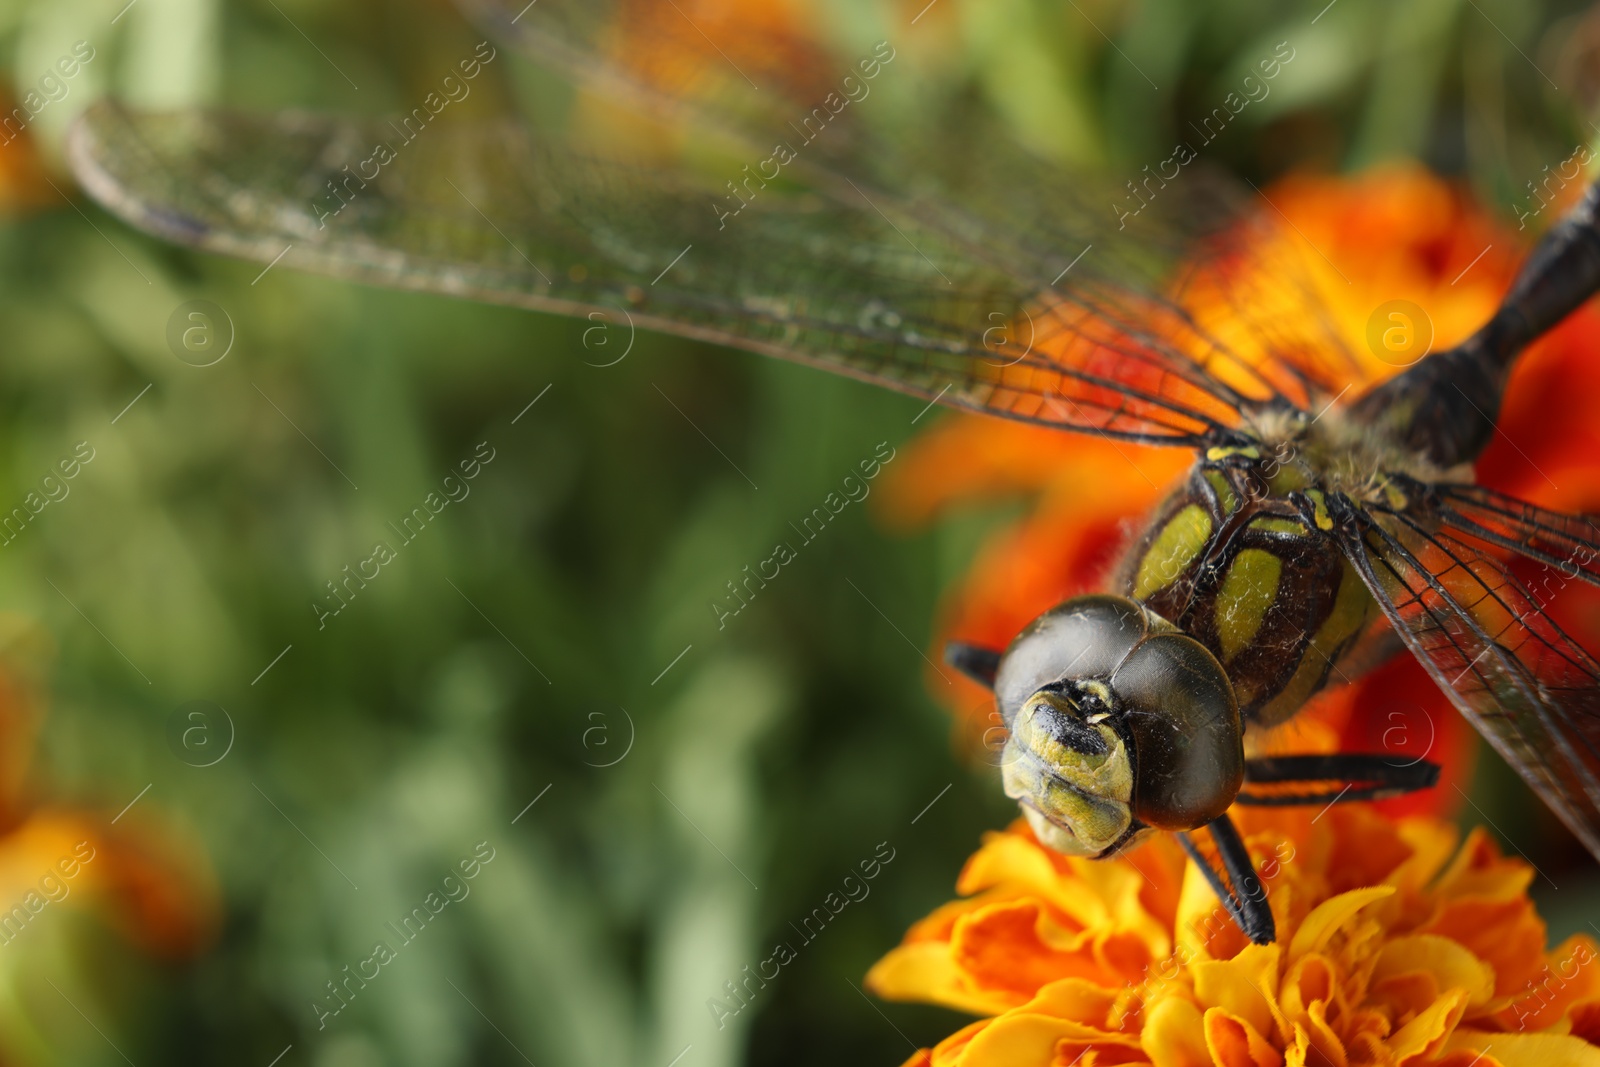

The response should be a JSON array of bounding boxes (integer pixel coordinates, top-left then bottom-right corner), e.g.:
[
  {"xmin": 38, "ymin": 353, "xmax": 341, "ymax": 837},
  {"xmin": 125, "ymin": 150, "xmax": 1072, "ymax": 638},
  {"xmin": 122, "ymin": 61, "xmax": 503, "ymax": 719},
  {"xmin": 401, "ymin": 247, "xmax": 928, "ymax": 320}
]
[{"xmin": 0, "ymin": 0, "xmax": 1598, "ymax": 1064}]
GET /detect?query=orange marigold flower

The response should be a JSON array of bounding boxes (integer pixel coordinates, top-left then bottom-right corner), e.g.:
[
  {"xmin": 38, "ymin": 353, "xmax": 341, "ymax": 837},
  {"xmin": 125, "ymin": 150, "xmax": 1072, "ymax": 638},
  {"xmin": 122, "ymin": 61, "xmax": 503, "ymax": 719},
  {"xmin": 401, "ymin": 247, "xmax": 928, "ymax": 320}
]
[
  {"xmin": 577, "ymin": 0, "xmax": 840, "ymax": 162},
  {"xmin": 602, "ymin": 0, "xmax": 833, "ymax": 99},
  {"xmin": 0, "ymin": 94, "xmax": 53, "ymax": 214},
  {"xmin": 868, "ymin": 804, "xmax": 1600, "ymax": 1067},
  {"xmin": 878, "ymin": 164, "xmax": 1600, "ymax": 824},
  {"xmin": 0, "ymin": 616, "xmax": 216, "ymax": 968}
]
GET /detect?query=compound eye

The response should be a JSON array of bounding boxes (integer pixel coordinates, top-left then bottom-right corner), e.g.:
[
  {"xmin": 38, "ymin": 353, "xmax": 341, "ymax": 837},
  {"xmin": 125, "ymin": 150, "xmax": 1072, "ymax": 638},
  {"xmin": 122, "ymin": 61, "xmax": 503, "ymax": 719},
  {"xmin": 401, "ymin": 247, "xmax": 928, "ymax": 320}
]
[
  {"xmin": 1111, "ymin": 633, "xmax": 1244, "ymax": 830},
  {"xmin": 994, "ymin": 595, "xmax": 1156, "ymax": 724}
]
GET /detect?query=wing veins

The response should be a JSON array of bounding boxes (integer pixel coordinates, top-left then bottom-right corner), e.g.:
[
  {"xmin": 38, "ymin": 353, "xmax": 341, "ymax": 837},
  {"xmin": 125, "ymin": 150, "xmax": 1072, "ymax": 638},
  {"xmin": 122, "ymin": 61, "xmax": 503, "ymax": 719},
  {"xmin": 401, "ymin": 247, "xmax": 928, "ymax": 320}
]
[{"xmin": 1349, "ymin": 499, "xmax": 1600, "ymax": 801}]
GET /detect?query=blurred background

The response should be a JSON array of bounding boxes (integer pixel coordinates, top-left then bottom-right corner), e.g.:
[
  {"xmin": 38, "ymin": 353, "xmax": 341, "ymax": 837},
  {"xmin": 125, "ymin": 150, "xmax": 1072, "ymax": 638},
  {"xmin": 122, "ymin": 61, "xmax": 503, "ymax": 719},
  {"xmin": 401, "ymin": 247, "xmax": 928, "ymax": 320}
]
[{"xmin": 0, "ymin": 0, "xmax": 1598, "ymax": 1063}]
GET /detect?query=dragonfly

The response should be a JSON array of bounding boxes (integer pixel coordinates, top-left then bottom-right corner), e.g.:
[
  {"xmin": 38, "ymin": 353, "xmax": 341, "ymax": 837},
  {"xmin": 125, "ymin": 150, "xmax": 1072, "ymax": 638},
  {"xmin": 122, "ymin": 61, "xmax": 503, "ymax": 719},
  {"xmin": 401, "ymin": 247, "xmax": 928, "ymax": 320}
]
[{"xmin": 65, "ymin": 0, "xmax": 1600, "ymax": 944}]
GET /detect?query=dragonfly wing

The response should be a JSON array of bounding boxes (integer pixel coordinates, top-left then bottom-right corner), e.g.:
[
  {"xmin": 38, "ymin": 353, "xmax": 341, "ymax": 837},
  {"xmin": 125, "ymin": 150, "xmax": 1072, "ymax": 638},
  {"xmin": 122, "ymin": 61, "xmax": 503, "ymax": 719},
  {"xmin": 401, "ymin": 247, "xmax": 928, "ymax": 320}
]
[
  {"xmin": 72, "ymin": 0, "xmax": 1368, "ymax": 441},
  {"xmin": 1324, "ymin": 490, "xmax": 1600, "ymax": 860},
  {"xmin": 456, "ymin": 0, "xmax": 1364, "ymax": 416},
  {"xmin": 1432, "ymin": 485, "xmax": 1600, "ymax": 589},
  {"xmin": 451, "ymin": 0, "xmax": 852, "ymax": 151},
  {"xmin": 69, "ymin": 100, "xmax": 1260, "ymax": 445}
]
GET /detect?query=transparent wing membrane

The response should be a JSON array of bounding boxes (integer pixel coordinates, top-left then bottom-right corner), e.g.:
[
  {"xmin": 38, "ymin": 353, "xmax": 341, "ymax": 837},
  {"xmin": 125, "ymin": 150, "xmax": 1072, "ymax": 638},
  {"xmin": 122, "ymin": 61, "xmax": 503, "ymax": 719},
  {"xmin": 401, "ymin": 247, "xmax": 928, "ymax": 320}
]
[
  {"xmin": 69, "ymin": 102, "xmax": 1284, "ymax": 444},
  {"xmin": 69, "ymin": 0, "xmax": 1374, "ymax": 445},
  {"xmin": 1434, "ymin": 485, "xmax": 1600, "ymax": 590},
  {"xmin": 1334, "ymin": 492, "xmax": 1600, "ymax": 858}
]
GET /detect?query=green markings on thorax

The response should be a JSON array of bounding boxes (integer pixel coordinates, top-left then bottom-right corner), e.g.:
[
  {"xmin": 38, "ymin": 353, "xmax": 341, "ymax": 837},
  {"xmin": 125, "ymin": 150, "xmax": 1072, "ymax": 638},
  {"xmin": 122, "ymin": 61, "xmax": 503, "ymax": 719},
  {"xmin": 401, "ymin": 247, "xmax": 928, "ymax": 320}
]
[
  {"xmin": 1132, "ymin": 503, "xmax": 1212, "ymax": 600},
  {"xmin": 1204, "ymin": 470, "xmax": 1238, "ymax": 514},
  {"xmin": 1121, "ymin": 460, "xmax": 1373, "ymax": 724},
  {"xmin": 1214, "ymin": 548, "xmax": 1283, "ymax": 662},
  {"xmin": 1248, "ymin": 516, "xmax": 1306, "ymax": 537}
]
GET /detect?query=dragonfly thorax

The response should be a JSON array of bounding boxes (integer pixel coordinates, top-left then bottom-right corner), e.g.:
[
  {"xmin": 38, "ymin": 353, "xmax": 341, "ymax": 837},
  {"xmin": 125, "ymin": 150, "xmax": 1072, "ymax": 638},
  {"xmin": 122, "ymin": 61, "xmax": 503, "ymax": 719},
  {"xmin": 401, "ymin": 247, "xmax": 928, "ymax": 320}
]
[
  {"xmin": 1242, "ymin": 403, "xmax": 1469, "ymax": 506},
  {"xmin": 1118, "ymin": 456, "xmax": 1381, "ymax": 726}
]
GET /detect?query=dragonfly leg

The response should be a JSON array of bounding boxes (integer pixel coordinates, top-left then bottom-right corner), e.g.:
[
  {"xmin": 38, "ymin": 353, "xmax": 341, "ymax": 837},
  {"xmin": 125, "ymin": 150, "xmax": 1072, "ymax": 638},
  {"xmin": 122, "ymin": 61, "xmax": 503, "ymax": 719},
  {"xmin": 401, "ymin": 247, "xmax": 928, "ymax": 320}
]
[
  {"xmin": 1178, "ymin": 813, "xmax": 1275, "ymax": 944},
  {"xmin": 1236, "ymin": 753, "xmax": 1440, "ymax": 807},
  {"xmin": 944, "ymin": 641, "xmax": 1001, "ymax": 688}
]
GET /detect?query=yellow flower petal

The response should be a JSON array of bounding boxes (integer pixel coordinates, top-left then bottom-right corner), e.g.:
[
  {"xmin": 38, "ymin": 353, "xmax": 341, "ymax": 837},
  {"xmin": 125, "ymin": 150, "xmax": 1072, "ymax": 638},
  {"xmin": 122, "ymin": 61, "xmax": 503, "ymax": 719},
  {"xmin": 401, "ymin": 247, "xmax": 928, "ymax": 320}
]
[
  {"xmin": 946, "ymin": 900, "xmax": 1120, "ymax": 998},
  {"xmin": 1430, "ymin": 829, "xmax": 1535, "ymax": 914},
  {"xmin": 1388, "ymin": 987, "xmax": 1468, "ymax": 1064},
  {"xmin": 1204, "ymin": 1007, "xmax": 1285, "ymax": 1067},
  {"xmin": 1278, "ymin": 951, "xmax": 1327, "ymax": 1014},
  {"xmin": 1142, "ymin": 995, "xmax": 1211, "ymax": 1067},
  {"xmin": 1022, "ymin": 978, "xmax": 1126, "ymax": 1027},
  {"xmin": 1303, "ymin": 997, "xmax": 1348, "ymax": 1067},
  {"xmin": 926, "ymin": 1018, "xmax": 989, "ymax": 1067},
  {"xmin": 956, "ymin": 833, "xmax": 1065, "ymax": 899},
  {"xmin": 1287, "ymin": 886, "xmax": 1395, "ymax": 963},
  {"xmin": 1373, "ymin": 935, "xmax": 1495, "ymax": 1008},
  {"xmin": 1282, "ymin": 1024, "xmax": 1311, "ymax": 1067},
  {"xmin": 958, "ymin": 831, "xmax": 1173, "ymax": 956},
  {"xmin": 1389, "ymin": 820, "xmax": 1461, "ymax": 892},
  {"xmin": 1068, "ymin": 852, "xmax": 1175, "ymax": 957},
  {"xmin": 1445, "ymin": 1028, "xmax": 1600, "ymax": 1067},
  {"xmin": 1191, "ymin": 943, "xmax": 1283, "ymax": 1041},
  {"xmin": 956, "ymin": 980, "xmax": 1141, "ymax": 1067}
]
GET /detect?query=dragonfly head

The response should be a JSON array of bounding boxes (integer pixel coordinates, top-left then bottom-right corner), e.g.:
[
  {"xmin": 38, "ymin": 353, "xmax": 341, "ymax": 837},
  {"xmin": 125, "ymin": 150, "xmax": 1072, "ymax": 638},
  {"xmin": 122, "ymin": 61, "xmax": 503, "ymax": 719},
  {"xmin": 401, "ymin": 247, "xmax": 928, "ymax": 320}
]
[{"xmin": 993, "ymin": 595, "xmax": 1245, "ymax": 858}]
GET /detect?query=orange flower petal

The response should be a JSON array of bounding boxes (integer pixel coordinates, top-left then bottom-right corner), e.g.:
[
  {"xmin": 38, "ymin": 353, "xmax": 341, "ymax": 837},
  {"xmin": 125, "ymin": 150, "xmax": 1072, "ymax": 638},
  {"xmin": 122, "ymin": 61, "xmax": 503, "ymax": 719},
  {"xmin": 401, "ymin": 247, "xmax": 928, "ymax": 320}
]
[
  {"xmin": 1488, "ymin": 936, "xmax": 1600, "ymax": 1031},
  {"xmin": 876, "ymin": 423, "xmax": 1177, "ymax": 530},
  {"xmin": 873, "ymin": 807, "xmax": 1600, "ymax": 1067},
  {"xmin": 1203, "ymin": 1007, "xmax": 1284, "ymax": 1067},
  {"xmin": 867, "ymin": 940, "xmax": 1019, "ymax": 1017},
  {"xmin": 949, "ymin": 900, "xmax": 1104, "ymax": 997},
  {"xmin": 0, "ymin": 810, "xmax": 215, "ymax": 958}
]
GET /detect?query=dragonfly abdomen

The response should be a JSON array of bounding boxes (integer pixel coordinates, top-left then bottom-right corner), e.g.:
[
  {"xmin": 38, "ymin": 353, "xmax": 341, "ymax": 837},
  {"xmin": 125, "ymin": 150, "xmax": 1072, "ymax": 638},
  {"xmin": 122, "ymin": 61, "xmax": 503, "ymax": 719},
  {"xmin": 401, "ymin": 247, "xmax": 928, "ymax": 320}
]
[
  {"xmin": 1352, "ymin": 176, "xmax": 1600, "ymax": 469},
  {"xmin": 1118, "ymin": 462, "xmax": 1376, "ymax": 725}
]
